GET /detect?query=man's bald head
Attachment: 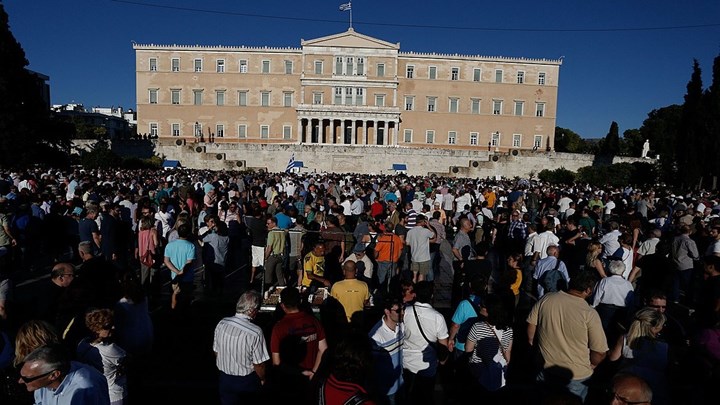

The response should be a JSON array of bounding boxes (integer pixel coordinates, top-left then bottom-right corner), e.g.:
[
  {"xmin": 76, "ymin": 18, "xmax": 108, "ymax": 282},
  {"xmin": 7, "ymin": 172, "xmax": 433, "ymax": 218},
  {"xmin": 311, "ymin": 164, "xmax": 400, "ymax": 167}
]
[
  {"xmin": 611, "ymin": 373, "xmax": 652, "ymax": 405},
  {"xmin": 343, "ymin": 260, "xmax": 357, "ymax": 278},
  {"xmin": 50, "ymin": 263, "xmax": 75, "ymax": 287},
  {"xmin": 546, "ymin": 245, "xmax": 560, "ymax": 257}
]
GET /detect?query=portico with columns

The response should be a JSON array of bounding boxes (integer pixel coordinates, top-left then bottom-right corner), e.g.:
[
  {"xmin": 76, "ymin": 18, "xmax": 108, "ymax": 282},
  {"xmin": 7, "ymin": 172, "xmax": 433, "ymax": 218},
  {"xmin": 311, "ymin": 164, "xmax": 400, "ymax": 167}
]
[{"xmin": 296, "ymin": 109, "xmax": 400, "ymax": 146}]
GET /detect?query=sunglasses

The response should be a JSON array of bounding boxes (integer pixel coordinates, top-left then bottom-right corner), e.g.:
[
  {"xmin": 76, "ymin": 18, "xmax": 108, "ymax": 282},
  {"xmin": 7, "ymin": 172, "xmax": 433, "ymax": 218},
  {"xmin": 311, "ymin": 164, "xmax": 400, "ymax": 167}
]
[{"xmin": 19, "ymin": 370, "xmax": 55, "ymax": 383}]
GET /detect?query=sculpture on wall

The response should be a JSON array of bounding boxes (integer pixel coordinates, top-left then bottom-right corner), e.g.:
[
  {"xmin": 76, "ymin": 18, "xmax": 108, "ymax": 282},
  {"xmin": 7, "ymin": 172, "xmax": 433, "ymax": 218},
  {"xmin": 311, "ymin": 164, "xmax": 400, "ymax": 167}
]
[{"xmin": 641, "ymin": 139, "xmax": 650, "ymax": 158}]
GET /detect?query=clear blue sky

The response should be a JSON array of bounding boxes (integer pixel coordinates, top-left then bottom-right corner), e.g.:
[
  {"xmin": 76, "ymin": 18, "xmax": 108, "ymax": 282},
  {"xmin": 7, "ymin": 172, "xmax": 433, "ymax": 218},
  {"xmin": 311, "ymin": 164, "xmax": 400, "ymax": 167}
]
[{"xmin": 5, "ymin": 0, "xmax": 720, "ymax": 138}]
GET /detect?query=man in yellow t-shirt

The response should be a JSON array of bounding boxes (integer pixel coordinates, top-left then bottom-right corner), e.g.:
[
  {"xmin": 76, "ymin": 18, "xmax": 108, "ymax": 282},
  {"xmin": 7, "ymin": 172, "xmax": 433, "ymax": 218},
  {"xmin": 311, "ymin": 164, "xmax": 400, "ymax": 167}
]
[
  {"xmin": 302, "ymin": 241, "xmax": 330, "ymax": 289},
  {"xmin": 330, "ymin": 261, "xmax": 370, "ymax": 322},
  {"xmin": 527, "ymin": 271, "xmax": 608, "ymax": 402}
]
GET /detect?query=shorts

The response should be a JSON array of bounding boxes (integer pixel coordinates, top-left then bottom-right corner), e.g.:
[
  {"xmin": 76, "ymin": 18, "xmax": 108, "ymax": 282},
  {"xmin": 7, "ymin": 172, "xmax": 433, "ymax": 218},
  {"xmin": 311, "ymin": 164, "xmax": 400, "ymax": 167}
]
[
  {"xmin": 251, "ymin": 246, "xmax": 265, "ymax": 267},
  {"xmin": 411, "ymin": 260, "xmax": 431, "ymax": 276}
]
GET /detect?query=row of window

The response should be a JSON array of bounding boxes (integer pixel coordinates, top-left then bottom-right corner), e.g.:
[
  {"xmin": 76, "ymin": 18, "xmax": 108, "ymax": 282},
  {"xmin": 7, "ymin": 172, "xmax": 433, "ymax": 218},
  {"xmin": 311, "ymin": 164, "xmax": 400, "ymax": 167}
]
[
  {"xmin": 148, "ymin": 121, "xmax": 543, "ymax": 148},
  {"xmin": 146, "ymin": 56, "xmax": 546, "ymax": 84},
  {"xmin": 149, "ymin": 122, "xmax": 293, "ymax": 139},
  {"xmin": 149, "ymin": 89, "xmax": 294, "ymax": 107},
  {"xmin": 403, "ymin": 96, "xmax": 545, "ymax": 116},
  {"xmin": 148, "ymin": 88, "xmax": 546, "ymax": 117},
  {"xmin": 150, "ymin": 57, "xmax": 291, "ymax": 74},
  {"xmin": 406, "ymin": 66, "xmax": 545, "ymax": 85},
  {"xmin": 404, "ymin": 130, "xmax": 544, "ymax": 147}
]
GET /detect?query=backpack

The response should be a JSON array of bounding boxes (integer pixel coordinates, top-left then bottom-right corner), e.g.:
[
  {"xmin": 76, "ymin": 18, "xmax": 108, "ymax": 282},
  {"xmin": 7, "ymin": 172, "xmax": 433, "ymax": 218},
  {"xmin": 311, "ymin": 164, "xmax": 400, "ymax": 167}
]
[{"xmin": 539, "ymin": 259, "xmax": 567, "ymax": 293}]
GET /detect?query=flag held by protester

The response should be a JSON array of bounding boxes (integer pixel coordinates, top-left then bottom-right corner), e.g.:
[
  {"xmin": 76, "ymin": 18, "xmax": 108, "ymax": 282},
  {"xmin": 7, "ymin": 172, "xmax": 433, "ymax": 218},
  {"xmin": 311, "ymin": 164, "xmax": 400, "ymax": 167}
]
[
  {"xmin": 285, "ymin": 153, "xmax": 296, "ymax": 173},
  {"xmin": 339, "ymin": 2, "xmax": 351, "ymax": 11}
]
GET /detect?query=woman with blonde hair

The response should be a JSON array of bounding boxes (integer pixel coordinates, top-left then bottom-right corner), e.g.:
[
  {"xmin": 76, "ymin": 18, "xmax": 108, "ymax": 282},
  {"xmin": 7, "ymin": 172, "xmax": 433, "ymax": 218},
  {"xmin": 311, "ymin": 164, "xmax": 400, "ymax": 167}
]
[
  {"xmin": 609, "ymin": 307, "xmax": 669, "ymax": 404},
  {"xmin": 77, "ymin": 308, "xmax": 128, "ymax": 405},
  {"xmin": 13, "ymin": 320, "xmax": 59, "ymax": 366},
  {"xmin": 586, "ymin": 240, "xmax": 607, "ymax": 278},
  {"xmin": 167, "ymin": 212, "xmax": 190, "ymax": 243}
]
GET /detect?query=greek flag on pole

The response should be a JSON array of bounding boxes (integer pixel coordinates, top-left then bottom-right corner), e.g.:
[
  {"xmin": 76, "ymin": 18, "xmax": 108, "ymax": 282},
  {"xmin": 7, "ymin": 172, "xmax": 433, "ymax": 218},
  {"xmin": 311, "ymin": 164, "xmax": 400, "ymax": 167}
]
[
  {"xmin": 285, "ymin": 153, "xmax": 296, "ymax": 173},
  {"xmin": 339, "ymin": 2, "xmax": 351, "ymax": 11}
]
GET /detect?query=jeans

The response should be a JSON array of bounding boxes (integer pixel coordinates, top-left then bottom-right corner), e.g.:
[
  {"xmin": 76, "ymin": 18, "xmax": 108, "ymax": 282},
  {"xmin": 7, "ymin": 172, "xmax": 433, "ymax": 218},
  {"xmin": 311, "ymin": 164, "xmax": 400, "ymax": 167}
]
[{"xmin": 537, "ymin": 369, "xmax": 590, "ymax": 402}]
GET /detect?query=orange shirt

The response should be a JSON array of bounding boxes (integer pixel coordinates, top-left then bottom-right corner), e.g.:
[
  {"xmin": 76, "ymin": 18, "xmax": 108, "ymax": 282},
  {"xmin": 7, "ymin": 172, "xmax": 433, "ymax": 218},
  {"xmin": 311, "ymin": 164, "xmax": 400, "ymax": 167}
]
[
  {"xmin": 484, "ymin": 191, "xmax": 497, "ymax": 208},
  {"xmin": 375, "ymin": 233, "xmax": 404, "ymax": 262}
]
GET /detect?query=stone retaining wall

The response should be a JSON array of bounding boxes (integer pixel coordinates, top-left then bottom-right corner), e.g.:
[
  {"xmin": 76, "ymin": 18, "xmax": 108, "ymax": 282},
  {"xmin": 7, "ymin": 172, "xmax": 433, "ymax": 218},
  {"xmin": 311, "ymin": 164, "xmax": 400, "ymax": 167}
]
[{"xmin": 73, "ymin": 139, "xmax": 652, "ymax": 177}]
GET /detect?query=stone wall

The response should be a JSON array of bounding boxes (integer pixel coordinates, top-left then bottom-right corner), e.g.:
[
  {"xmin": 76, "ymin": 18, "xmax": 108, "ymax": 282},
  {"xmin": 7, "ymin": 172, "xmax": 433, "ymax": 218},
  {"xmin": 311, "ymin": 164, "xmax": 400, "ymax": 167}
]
[{"xmin": 77, "ymin": 139, "xmax": 651, "ymax": 177}]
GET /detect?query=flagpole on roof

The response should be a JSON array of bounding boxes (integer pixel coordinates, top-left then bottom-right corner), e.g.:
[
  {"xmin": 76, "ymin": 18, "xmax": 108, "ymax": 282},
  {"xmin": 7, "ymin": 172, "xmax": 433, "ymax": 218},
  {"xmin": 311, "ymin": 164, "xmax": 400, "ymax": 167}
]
[{"xmin": 339, "ymin": 2, "xmax": 352, "ymax": 29}]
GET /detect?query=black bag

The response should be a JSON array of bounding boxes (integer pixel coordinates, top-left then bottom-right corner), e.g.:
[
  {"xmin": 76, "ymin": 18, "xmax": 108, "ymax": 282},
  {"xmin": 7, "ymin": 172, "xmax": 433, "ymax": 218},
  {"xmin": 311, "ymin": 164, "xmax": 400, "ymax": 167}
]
[{"xmin": 434, "ymin": 342, "xmax": 451, "ymax": 363}]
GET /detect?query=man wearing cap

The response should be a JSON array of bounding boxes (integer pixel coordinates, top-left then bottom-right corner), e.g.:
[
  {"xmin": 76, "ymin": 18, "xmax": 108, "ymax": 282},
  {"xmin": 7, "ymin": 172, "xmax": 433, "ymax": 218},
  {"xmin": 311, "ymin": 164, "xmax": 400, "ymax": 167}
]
[
  {"xmin": 507, "ymin": 209, "xmax": 528, "ymax": 253},
  {"xmin": 343, "ymin": 243, "xmax": 375, "ymax": 287}
]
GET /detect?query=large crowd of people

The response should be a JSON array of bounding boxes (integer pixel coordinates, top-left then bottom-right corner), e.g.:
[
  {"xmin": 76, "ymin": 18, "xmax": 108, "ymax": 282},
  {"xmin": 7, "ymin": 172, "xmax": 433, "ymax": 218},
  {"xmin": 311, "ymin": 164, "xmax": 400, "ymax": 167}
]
[{"xmin": 0, "ymin": 167, "xmax": 719, "ymax": 404}]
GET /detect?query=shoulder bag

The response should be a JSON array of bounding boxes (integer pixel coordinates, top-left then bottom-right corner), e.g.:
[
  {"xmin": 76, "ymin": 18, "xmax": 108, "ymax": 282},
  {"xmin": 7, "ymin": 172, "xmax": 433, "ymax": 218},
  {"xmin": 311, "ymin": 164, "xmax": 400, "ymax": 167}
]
[{"xmin": 411, "ymin": 304, "xmax": 449, "ymax": 364}]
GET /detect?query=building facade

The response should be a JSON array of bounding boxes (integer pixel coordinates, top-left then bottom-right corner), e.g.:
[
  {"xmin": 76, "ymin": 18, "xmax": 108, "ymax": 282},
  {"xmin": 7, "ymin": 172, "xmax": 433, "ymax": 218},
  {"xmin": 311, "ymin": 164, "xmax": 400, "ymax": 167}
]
[{"xmin": 134, "ymin": 29, "xmax": 561, "ymax": 152}]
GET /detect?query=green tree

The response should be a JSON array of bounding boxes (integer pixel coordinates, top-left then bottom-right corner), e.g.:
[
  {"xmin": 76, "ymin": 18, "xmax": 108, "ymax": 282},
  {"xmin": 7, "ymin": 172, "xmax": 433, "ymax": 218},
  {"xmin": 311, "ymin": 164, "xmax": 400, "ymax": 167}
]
[
  {"xmin": 677, "ymin": 60, "xmax": 705, "ymax": 186},
  {"xmin": 80, "ymin": 141, "xmax": 121, "ymax": 169},
  {"xmin": 554, "ymin": 127, "xmax": 585, "ymax": 153},
  {"xmin": 538, "ymin": 167, "xmax": 576, "ymax": 184},
  {"xmin": 621, "ymin": 128, "xmax": 644, "ymax": 157},
  {"xmin": 639, "ymin": 105, "xmax": 682, "ymax": 182},
  {"xmin": 0, "ymin": 4, "xmax": 69, "ymax": 167},
  {"xmin": 599, "ymin": 121, "xmax": 620, "ymax": 156},
  {"xmin": 705, "ymin": 54, "xmax": 720, "ymax": 179}
]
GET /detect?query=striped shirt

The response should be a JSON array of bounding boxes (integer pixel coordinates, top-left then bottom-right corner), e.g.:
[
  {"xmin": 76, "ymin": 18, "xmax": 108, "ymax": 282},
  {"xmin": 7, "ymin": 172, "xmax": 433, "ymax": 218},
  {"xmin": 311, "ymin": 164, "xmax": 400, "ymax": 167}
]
[
  {"xmin": 368, "ymin": 319, "xmax": 404, "ymax": 395},
  {"xmin": 213, "ymin": 314, "xmax": 270, "ymax": 376},
  {"xmin": 467, "ymin": 321, "xmax": 513, "ymax": 365}
]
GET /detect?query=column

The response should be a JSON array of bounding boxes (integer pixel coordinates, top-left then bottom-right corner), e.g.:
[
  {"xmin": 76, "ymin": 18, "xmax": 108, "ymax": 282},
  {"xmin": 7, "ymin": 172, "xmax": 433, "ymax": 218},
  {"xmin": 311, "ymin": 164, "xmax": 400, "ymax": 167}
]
[
  {"xmin": 391, "ymin": 121, "xmax": 397, "ymax": 146},
  {"xmin": 331, "ymin": 119, "xmax": 337, "ymax": 144},
  {"xmin": 320, "ymin": 119, "xmax": 326, "ymax": 144},
  {"xmin": 363, "ymin": 120, "xmax": 368, "ymax": 145},
  {"xmin": 351, "ymin": 120, "xmax": 356, "ymax": 145},
  {"xmin": 383, "ymin": 121, "xmax": 389, "ymax": 146},
  {"xmin": 297, "ymin": 118, "xmax": 302, "ymax": 144}
]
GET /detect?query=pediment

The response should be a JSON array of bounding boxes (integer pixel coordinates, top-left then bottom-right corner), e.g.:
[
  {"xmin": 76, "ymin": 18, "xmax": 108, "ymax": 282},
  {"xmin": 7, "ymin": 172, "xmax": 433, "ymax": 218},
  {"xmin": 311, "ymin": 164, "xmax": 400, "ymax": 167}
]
[{"xmin": 302, "ymin": 28, "xmax": 399, "ymax": 50}]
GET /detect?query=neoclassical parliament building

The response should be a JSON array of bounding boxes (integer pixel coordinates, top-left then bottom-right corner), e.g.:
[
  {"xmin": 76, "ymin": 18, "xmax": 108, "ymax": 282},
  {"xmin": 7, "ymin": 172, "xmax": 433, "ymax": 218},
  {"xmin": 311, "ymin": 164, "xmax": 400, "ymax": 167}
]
[{"xmin": 134, "ymin": 29, "xmax": 561, "ymax": 153}]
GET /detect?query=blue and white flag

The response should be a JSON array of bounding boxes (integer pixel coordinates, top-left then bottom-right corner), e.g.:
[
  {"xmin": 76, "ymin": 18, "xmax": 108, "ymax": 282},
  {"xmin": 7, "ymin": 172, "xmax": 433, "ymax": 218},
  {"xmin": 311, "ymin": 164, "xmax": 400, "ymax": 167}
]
[
  {"xmin": 285, "ymin": 152, "xmax": 296, "ymax": 173},
  {"xmin": 339, "ymin": 2, "xmax": 351, "ymax": 11}
]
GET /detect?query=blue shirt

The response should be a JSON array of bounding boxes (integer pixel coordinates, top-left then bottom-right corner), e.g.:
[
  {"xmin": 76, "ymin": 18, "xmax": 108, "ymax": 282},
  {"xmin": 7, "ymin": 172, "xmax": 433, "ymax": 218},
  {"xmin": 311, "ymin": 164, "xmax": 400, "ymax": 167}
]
[
  {"xmin": 164, "ymin": 238, "xmax": 196, "ymax": 282},
  {"xmin": 533, "ymin": 256, "xmax": 570, "ymax": 298},
  {"xmin": 274, "ymin": 212, "xmax": 292, "ymax": 230},
  {"xmin": 34, "ymin": 361, "xmax": 110, "ymax": 405},
  {"xmin": 451, "ymin": 295, "xmax": 481, "ymax": 352}
]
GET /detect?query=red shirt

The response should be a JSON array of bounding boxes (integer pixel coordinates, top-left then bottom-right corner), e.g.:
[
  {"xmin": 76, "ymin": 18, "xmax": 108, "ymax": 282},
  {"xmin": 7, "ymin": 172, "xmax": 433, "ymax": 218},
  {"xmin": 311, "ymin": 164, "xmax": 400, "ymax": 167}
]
[
  {"xmin": 270, "ymin": 311, "xmax": 326, "ymax": 371},
  {"xmin": 319, "ymin": 374, "xmax": 376, "ymax": 405},
  {"xmin": 370, "ymin": 202, "xmax": 384, "ymax": 219}
]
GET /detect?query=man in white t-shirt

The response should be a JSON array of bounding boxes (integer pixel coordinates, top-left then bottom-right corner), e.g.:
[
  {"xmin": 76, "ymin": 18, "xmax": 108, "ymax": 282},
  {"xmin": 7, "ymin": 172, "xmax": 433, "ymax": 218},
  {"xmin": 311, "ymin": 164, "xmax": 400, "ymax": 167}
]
[
  {"xmin": 533, "ymin": 218, "xmax": 560, "ymax": 261},
  {"xmin": 706, "ymin": 225, "xmax": 720, "ymax": 257}
]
